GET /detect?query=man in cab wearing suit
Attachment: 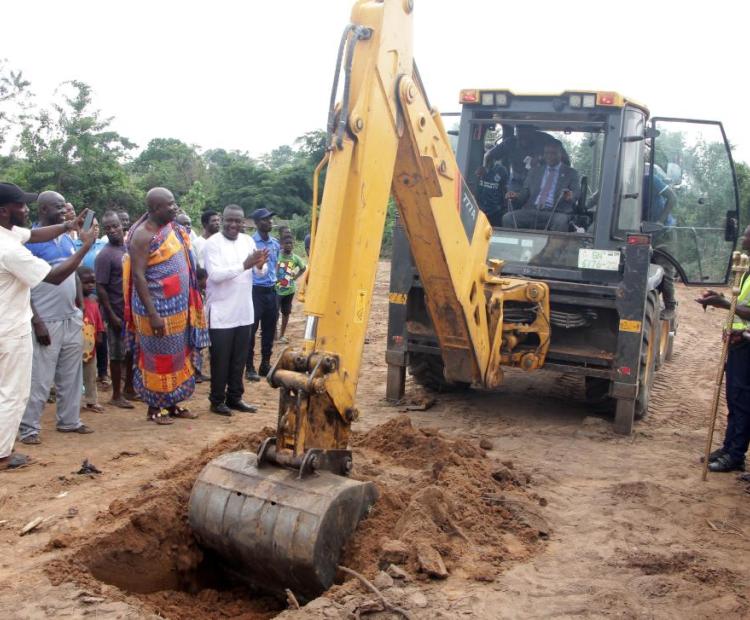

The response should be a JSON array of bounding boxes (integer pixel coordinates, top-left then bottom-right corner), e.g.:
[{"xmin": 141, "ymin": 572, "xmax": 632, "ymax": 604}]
[{"xmin": 501, "ymin": 140, "xmax": 581, "ymax": 232}]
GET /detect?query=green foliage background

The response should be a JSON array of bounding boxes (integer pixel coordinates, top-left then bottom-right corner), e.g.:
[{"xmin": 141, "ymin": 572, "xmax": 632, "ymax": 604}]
[{"xmin": 0, "ymin": 66, "xmax": 336, "ymax": 239}]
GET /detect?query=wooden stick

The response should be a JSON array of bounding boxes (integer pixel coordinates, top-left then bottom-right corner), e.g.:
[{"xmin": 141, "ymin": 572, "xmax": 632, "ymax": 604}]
[
  {"xmin": 702, "ymin": 252, "xmax": 748, "ymax": 481},
  {"xmin": 338, "ymin": 565, "xmax": 414, "ymax": 620},
  {"xmin": 285, "ymin": 589, "xmax": 300, "ymax": 610}
]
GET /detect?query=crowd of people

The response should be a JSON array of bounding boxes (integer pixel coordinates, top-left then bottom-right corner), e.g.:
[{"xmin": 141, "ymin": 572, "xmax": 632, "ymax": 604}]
[
  {"xmin": 1, "ymin": 175, "xmax": 747, "ymax": 476},
  {"xmin": 0, "ymin": 182, "xmax": 306, "ymax": 469}
]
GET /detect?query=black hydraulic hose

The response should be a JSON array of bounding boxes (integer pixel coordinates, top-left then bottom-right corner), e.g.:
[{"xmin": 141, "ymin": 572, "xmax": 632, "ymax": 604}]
[
  {"xmin": 412, "ymin": 61, "xmax": 431, "ymax": 111},
  {"xmin": 327, "ymin": 25, "xmax": 356, "ymax": 141},
  {"xmin": 335, "ymin": 25, "xmax": 372, "ymax": 150}
]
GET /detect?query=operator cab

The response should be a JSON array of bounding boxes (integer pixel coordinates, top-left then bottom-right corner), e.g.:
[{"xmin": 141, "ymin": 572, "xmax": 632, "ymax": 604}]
[{"xmin": 453, "ymin": 90, "xmax": 741, "ymax": 286}]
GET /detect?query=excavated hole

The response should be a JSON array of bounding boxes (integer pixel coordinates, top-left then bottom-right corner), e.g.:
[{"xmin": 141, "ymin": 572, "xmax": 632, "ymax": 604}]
[
  {"xmin": 78, "ymin": 486, "xmax": 286, "ymax": 620},
  {"xmin": 79, "ymin": 492, "xmax": 284, "ymax": 619},
  {"xmin": 43, "ymin": 429, "xmax": 289, "ymax": 620}
]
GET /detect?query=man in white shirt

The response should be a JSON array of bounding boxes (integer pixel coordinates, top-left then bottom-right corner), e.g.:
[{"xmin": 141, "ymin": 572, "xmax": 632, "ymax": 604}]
[
  {"xmin": 0, "ymin": 183, "xmax": 98, "ymax": 470},
  {"xmin": 203, "ymin": 204, "xmax": 268, "ymax": 416}
]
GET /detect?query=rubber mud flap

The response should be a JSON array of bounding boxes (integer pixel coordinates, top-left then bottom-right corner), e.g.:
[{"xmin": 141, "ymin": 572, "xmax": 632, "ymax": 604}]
[{"xmin": 188, "ymin": 451, "xmax": 378, "ymax": 601}]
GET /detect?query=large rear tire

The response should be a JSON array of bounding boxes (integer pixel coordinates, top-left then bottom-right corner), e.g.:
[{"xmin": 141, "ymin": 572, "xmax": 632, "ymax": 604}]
[
  {"xmin": 635, "ymin": 291, "xmax": 659, "ymax": 420},
  {"xmin": 408, "ymin": 352, "xmax": 470, "ymax": 392}
]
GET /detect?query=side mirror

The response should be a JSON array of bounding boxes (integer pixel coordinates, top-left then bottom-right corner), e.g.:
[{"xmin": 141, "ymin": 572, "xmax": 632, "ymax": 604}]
[
  {"xmin": 641, "ymin": 221, "xmax": 663, "ymax": 234},
  {"xmin": 725, "ymin": 211, "xmax": 739, "ymax": 242}
]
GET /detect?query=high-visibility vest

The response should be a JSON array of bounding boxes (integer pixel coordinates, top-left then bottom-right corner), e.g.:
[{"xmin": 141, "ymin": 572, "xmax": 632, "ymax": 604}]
[{"xmin": 732, "ymin": 272, "xmax": 750, "ymax": 331}]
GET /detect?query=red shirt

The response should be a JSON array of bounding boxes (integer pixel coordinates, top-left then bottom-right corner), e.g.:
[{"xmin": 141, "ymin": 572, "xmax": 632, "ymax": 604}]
[{"xmin": 82, "ymin": 296, "xmax": 105, "ymax": 362}]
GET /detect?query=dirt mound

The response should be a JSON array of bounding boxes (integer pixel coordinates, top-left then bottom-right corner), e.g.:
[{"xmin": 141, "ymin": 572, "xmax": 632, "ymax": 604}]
[
  {"xmin": 44, "ymin": 417, "xmax": 546, "ymax": 618},
  {"xmin": 353, "ymin": 414, "xmax": 484, "ymax": 467},
  {"xmin": 344, "ymin": 415, "xmax": 546, "ymax": 584},
  {"xmin": 45, "ymin": 428, "xmax": 281, "ymax": 620}
]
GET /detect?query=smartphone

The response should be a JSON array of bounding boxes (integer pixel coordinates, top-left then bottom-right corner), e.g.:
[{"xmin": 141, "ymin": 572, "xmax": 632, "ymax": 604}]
[{"xmin": 82, "ymin": 210, "xmax": 95, "ymax": 232}]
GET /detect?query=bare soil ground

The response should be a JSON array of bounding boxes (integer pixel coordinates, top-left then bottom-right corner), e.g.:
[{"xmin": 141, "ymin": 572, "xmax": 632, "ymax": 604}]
[{"xmin": 1, "ymin": 261, "xmax": 749, "ymax": 619}]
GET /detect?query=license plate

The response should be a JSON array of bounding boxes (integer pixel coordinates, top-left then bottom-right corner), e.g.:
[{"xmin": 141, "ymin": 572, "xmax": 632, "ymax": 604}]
[{"xmin": 578, "ymin": 249, "xmax": 621, "ymax": 271}]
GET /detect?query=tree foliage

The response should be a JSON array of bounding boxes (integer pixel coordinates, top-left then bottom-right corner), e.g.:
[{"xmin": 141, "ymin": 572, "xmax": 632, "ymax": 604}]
[
  {"xmin": 9, "ymin": 81, "xmax": 139, "ymax": 213},
  {"xmin": 0, "ymin": 71, "xmax": 328, "ymax": 230},
  {"xmin": 0, "ymin": 59, "xmax": 32, "ymax": 149}
]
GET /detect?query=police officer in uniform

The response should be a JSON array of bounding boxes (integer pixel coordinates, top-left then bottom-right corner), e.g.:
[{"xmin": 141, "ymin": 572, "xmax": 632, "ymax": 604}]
[
  {"xmin": 698, "ymin": 224, "xmax": 750, "ymax": 473},
  {"xmin": 476, "ymin": 161, "xmax": 509, "ymax": 227}
]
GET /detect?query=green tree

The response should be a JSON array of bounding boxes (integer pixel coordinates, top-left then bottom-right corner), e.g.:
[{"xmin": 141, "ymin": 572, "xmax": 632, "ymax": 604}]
[
  {"xmin": 180, "ymin": 180, "xmax": 208, "ymax": 222},
  {"xmin": 0, "ymin": 59, "xmax": 32, "ymax": 150},
  {"xmin": 15, "ymin": 80, "xmax": 138, "ymax": 215},
  {"xmin": 130, "ymin": 138, "xmax": 208, "ymax": 199}
]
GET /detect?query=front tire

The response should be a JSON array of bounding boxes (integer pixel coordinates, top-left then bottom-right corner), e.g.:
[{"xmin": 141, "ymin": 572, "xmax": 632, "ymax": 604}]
[
  {"xmin": 635, "ymin": 291, "xmax": 659, "ymax": 420},
  {"xmin": 408, "ymin": 352, "xmax": 470, "ymax": 392}
]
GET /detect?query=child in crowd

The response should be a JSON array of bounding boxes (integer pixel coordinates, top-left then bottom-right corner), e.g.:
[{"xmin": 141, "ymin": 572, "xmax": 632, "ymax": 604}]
[
  {"xmin": 275, "ymin": 235, "xmax": 306, "ymax": 344},
  {"xmin": 277, "ymin": 225, "xmax": 291, "ymax": 240},
  {"xmin": 78, "ymin": 267, "xmax": 106, "ymax": 412},
  {"xmin": 194, "ymin": 267, "xmax": 209, "ymax": 383}
]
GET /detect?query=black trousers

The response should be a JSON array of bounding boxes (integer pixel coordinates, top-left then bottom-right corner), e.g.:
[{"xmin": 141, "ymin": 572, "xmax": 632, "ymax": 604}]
[
  {"xmin": 247, "ymin": 286, "xmax": 279, "ymax": 370},
  {"xmin": 96, "ymin": 337, "xmax": 108, "ymax": 377},
  {"xmin": 209, "ymin": 325, "xmax": 251, "ymax": 405},
  {"xmin": 722, "ymin": 343, "xmax": 750, "ymax": 462}
]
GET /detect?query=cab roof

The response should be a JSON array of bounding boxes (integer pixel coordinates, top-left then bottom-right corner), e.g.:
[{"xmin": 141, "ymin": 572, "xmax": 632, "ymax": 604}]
[{"xmin": 458, "ymin": 89, "xmax": 650, "ymax": 115}]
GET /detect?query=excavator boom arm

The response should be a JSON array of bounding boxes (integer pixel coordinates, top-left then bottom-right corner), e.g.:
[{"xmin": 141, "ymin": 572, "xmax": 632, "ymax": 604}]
[{"xmin": 267, "ymin": 0, "xmax": 499, "ymax": 454}]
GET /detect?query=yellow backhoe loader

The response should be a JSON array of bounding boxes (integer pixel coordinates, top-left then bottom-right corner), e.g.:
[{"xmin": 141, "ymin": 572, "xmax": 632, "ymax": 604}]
[{"xmin": 188, "ymin": 0, "xmax": 741, "ymax": 602}]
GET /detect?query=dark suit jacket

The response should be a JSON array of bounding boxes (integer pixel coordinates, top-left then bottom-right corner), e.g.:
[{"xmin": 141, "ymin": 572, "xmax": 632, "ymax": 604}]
[{"xmin": 518, "ymin": 164, "xmax": 581, "ymax": 213}]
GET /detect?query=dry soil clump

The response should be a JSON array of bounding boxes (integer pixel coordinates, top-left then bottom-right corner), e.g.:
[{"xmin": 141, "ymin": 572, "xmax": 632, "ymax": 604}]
[{"xmin": 344, "ymin": 415, "xmax": 546, "ymax": 583}]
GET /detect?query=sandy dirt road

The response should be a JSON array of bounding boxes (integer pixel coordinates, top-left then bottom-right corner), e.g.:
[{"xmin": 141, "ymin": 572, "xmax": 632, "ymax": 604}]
[{"xmin": 1, "ymin": 261, "xmax": 749, "ymax": 619}]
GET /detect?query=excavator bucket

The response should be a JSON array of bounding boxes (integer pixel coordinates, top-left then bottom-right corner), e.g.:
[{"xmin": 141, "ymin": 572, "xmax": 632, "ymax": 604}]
[{"xmin": 188, "ymin": 451, "xmax": 378, "ymax": 601}]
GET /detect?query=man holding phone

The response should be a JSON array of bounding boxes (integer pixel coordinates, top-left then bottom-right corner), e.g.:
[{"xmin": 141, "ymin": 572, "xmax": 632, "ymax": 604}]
[
  {"xmin": 19, "ymin": 191, "xmax": 98, "ymax": 446},
  {"xmin": 0, "ymin": 184, "xmax": 98, "ymax": 469}
]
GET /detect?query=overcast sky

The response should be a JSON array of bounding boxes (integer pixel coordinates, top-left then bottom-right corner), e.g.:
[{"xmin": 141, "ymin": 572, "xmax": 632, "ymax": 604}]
[{"xmin": 4, "ymin": 0, "xmax": 748, "ymax": 163}]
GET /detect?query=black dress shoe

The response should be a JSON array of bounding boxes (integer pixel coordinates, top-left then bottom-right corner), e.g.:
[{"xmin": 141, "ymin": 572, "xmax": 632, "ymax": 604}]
[
  {"xmin": 226, "ymin": 400, "xmax": 258, "ymax": 413},
  {"xmin": 210, "ymin": 403, "xmax": 232, "ymax": 416},
  {"xmin": 708, "ymin": 448, "xmax": 727, "ymax": 463},
  {"xmin": 245, "ymin": 368, "xmax": 260, "ymax": 382},
  {"xmin": 708, "ymin": 454, "xmax": 745, "ymax": 473}
]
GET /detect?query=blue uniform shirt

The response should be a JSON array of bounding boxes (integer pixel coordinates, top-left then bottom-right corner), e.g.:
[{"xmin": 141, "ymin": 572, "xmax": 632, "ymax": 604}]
[
  {"xmin": 75, "ymin": 236, "xmax": 108, "ymax": 271},
  {"xmin": 643, "ymin": 169, "xmax": 670, "ymax": 223},
  {"xmin": 252, "ymin": 232, "xmax": 280, "ymax": 287}
]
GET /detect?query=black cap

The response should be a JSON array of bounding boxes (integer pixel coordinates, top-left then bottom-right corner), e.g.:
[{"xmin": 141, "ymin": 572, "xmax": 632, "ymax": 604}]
[
  {"xmin": 251, "ymin": 207, "xmax": 275, "ymax": 221},
  {"xmin": 0, "ymin": 182, "xmax": 37, "ymax": 206}
]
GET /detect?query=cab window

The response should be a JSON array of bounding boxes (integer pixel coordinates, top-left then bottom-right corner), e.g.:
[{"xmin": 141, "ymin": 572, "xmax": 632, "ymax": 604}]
[{"xmin": 616, "ymin": 108, "xmax": 645, "ymax": 233}]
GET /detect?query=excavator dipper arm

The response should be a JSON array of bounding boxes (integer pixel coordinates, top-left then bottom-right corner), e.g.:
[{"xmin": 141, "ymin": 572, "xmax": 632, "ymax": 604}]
[{"xmin": 189, "ymin": 0, "xmax": 550, "ymax": 601}]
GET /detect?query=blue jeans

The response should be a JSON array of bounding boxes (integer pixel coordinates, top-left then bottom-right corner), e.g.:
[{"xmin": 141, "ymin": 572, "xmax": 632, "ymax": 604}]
[{"xmin": 247, "ymin": 286, "xmax": 279, "ymax": 369}]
